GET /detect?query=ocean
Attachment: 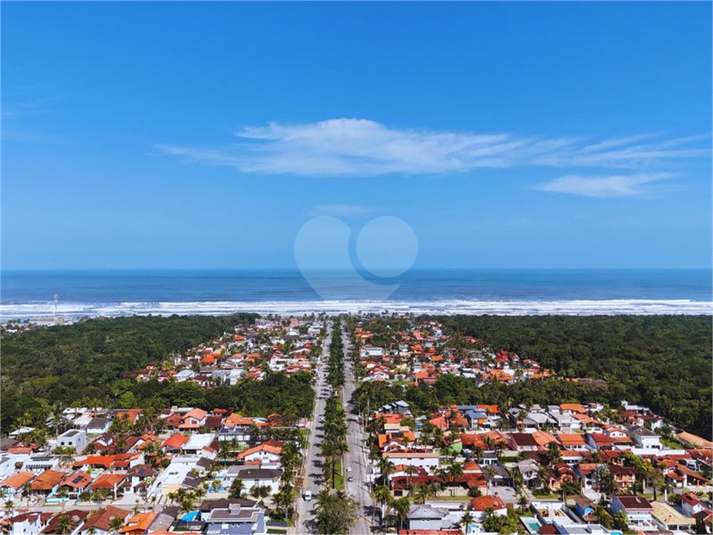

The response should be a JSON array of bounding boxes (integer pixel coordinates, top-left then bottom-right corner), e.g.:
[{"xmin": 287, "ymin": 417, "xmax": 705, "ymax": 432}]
[{"xmin": 1, "ymin": 269, "xmax": 711, "ymax": 320}]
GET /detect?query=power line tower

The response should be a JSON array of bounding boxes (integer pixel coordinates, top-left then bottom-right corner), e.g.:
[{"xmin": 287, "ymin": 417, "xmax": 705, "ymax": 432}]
[{"xmin": 54, "ymin": 294, "xmax": 59, "ymax": 325}]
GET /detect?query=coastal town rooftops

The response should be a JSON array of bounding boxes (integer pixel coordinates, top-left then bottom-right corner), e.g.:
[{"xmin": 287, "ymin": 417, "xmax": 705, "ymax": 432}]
[
  {"xmin": 628, "ymin": 425, "xmax": 658, "ymax": 438},
  {"xmin": 1, "ymin": 471, "xmax": 35, "ymax": 489},
  {"xmin": 383, "ymin": 451, "xmax": 440, "ymax": 459},
  {"xmin": 613, "ymin": 495, "xmax": 653, "ymax": 511},
  {"xmin": 470, "ymin": 495, "xmax": 506, "ymax": 511},
  {"xmin": 120, "ymin": 512, "xmax": 157, "ymax": 533},
  {"xmin": 407, "ymin": 504, "xmax": 449, "ymax": 520},
  {"xmin": 42, "ymin": 510, "xmax": 88, "ymax": 534},
  {"xmin": 651, "ymin": 501, "xmax": 696, "ymax": 527},
  {"xmin": 676, "ymin": 431, "xmax": 713, "ymax": 448},
  {"xmin": 30, "ymin": 469, "xmax": 65, "ymax": 491},
  {"xmin": 510, "ymin": 433, "xmax": 540, "ymax": 447},
  {"xmin": 163, "ymin": 433, "xmax": 190, "ymax": 450},
  {"xmin": 237, "ymin": 442, "xmax": 283, "ymax": 459},
  {"xmin": 182, "ymin": 433, "xmax": 215, "ymax": 451},
  {"xmin": 226, "ymin": 467, "xmax": 282, "ymax": 480}
]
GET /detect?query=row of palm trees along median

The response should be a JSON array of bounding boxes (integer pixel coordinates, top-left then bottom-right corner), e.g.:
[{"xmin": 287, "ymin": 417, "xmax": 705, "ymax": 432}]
[{"xmin": 314, "ymin": 320, "xmax": 358, "ymax": 535}]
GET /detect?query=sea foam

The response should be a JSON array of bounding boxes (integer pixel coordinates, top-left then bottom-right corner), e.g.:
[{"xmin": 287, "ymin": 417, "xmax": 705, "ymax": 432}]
[{"xmin": 1, "ymin": 298, "xmax": 711, "ymax": 321}]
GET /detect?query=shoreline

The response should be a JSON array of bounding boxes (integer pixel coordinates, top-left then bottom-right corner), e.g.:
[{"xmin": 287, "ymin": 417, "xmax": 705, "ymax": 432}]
[{"xmin": 2, "ymin": 297, "xmax": 712, "ymax": 322}]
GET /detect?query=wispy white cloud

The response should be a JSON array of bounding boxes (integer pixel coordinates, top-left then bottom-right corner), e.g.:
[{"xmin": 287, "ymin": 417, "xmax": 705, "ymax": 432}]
[
  {"xmin": 305, "ymin": 204, "xmax": 375, "ymax": 217},
  {"xmin": 157, "ymin": 118, "xmax": 709, "ymax": 178},
  {"xmin": 533, "ymin": 172, "xmax": 675, "ymax": 198}
]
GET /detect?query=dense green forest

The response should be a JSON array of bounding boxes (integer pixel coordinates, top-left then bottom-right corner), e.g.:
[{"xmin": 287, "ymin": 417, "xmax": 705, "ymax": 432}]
[
  {"xmin": 433, "ymin": 315, "xmax": 712, "ymax": 438},
  {"xmin": 1, "ymin": 313, "xmax": 274, "ymax": 431}
]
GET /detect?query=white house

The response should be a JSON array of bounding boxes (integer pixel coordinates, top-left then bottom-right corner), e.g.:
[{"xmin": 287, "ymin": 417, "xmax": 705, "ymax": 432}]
[
  {"xmin": 223, "ymin": 466, "xmax": 282, "ymax": 495},
  {"xmin": 56, "ymin": 429, "xmax": 88, "ymax": 453},
  {"xmin": 175, "ymin": 370, "xmax": 197, "ymax": 382},
  {"xmin": 609, "ymin": 495, "xmax": 653, "ymax": 525},
  {"xmin": 382, "ymin": 451, "xmax": 440, "ymax": 471},
  {"xmin": 628, "ymin": 426, "xmax": 662, "ymax": 450}
]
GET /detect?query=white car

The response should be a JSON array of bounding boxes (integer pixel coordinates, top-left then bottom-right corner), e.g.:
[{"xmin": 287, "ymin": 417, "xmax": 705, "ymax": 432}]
[
  {"xmin": 347, "ymin": 466, "xmax": 352, "ymax": 472},
  {"xmin": 304, "ymin": 490, "xmax": 312, "ymax": 501}
]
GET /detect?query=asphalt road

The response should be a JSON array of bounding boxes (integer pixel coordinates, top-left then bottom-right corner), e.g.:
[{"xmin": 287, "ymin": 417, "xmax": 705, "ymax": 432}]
[
  {"xmin": 341, "ymin": 326, "xmax": 377, "ymax": 535},
  {"xmin": 295, "ymin": 322, "xmax": 332, "ymax": 534},
  {"xmin": 294, "ymin": 322, "xmax": 376, "ymax": 535}
]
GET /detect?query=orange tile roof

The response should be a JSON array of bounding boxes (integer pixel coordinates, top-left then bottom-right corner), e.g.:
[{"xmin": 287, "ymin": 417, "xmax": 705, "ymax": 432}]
[
  {"xmin": 162, "ymin": 433, "xmax": 189, "ymax": 450},
  {"xmin": 91, "ymin": 473, "xmax": 126, "ymax": 490},
  {"xmin": 7, "ymin": 447, "xmax": 33, "ymax": 455},
  {"xmin": 115, "ymin": 409, "xmax": 143, "ymax": 424},
  {"xmin": 558, "ymin": 433, "xmax": 586, "ymax": 446},
  {"xmin": 429, "ymin": 416, "xmax": 448, "ymax": 429},
  {"xmin": 532, "ymin": 430, "xmax": 558, "ymax": 447},
  {"xmin": 560, "ymin": 403, "xmax": 587, "ymax": 414},
  {"xmin": 83, "ymin": 506, "xmax": 131, "ymax": 532},
  {"xmin": 0, "ymin": 471, "xmax": 35, "ymax": 489},
  {"xmin": 470, "ymin": 495, "xmax": 506, "ymax": 511},
  {"xmin": 30, "ymin": 470, "xmax": 65, "ymax": 491},
  {"xmin": 181, "ymin": 408, "xmax": 207, "ymax": 422},
  {"xmin": 120, "ymin": 512, "xmax": 156, "ymax": 534},
  {"xmin": 59, "ymin": 471, "xmax": 93, "ymax": 489},
  {"xmin": 237, "ymin": 442, "xmax": 283, "ymax": 459}
]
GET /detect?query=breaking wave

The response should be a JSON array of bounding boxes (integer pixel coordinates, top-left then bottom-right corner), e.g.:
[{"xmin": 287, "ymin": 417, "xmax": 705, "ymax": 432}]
[{"xmin": 1, "ymin": 298, "xmax": 711, "ymax": 321}]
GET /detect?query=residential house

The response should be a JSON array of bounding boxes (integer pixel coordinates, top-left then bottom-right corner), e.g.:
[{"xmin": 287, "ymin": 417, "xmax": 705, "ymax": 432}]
[
  {"xmin": 651, "ymin": 502, "xmax": 696, "ymax": 531},
  {"xmin": 236, "ymin": 441, "xmax": 283, "ymax": 465},
  {"xmin": 0, "ymin": 472, "xmax": 35, "ymax": 497},
  {"xmin": 203, "ymin": 503, "xmax": 267, "ymax": 535},
  {"xmin": 406, "ymin": 505, "xmax": 450, "ymax": 531},
  {"xmin": 628, "ymin": 426, "xmax": 662, "ymax": 450},
  {"xmin": 609, "ymin": 495, "xmax": 653, "ymax": 525},
  {"xmin": 29, "ymin": 470, "xmax": 65, "ymax": 496},
  {"xmin": 470, "ymin": 496, "xmax": 507, "ymax": 521},
  {"xmin": 223, "ymin": 467, "xmax": 282, "ymax": 494},
  {"xmin": 55, "ymin": 430, "xmax": 88, "ymax": 454},
  {"xmin": 41, "ymin": 510, "xmax": 88, "ymax": 535}
]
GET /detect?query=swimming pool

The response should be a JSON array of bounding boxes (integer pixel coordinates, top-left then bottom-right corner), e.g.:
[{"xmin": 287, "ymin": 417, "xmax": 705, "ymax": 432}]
[{"xmin": 522, "ymin": 517, "xmax": 542, "ymax": 533}]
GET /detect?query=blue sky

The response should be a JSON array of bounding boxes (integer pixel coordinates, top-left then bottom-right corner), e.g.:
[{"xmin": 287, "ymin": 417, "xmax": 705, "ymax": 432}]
[{"xmin": 2, "ymin": 2, "xmax": 711, "ymax": 270}]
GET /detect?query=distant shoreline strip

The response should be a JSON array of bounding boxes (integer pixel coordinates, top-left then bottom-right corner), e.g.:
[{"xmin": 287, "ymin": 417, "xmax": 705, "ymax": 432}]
[{"xmin": 1, "ymin": 299, "xmax": 712, "ymax": 320}]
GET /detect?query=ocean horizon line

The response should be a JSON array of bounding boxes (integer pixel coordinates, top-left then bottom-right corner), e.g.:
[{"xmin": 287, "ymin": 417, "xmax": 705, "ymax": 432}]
[{"xmin": 3, "ymin": 267, "xmax": 712, "ymax": 274}]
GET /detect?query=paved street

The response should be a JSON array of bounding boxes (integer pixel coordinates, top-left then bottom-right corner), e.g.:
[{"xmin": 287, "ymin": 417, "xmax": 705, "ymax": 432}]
[
  {"xmin": 341, "ymin": 326, "xmax": 377, "ymax": 535},
  {"xmin": 295, "ymin": 322, "xmax": 332, "ymax": 534},
  {"xmin": 294, "ymin": 321, "xmax": 376, "ymax": 535}
]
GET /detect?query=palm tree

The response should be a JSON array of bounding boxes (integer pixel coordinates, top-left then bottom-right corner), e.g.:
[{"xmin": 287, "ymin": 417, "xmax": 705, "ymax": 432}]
[
  {"xmin": 229, "ymin": 478, "xmax": 245, "ymax": 499},
  {"xmin": 250, "ymin": 485, "xmax": 271, "ymax": 505},
  {"xmin": 391, "ymin": 496, "xmax": 411, "ymax": 532},
  {"xmin": 473, "ymin": 446, "xmax": 484, "ymax": 463},
  {"xmin": 179, "ymin": 493, "xmax": 196, "ymax": 515},
  {"xmin": 4, "ymin": 500, "xmax": 15, "ymax": 517},
  {"xmin": 377, "ymin": 458, "xmax": 396, "ymax": 489},
  {"xmin": 546, "ymin": 442, "xmax": 562, "ymax": 465},
  {"xmin": 108, "ymin": 516, "xmax": 125, "ymax": 534},
  {"xmin": 447, "ymin": 462, "xmax": 464, "ymax": 496},
  {"xmin": 537, "ymin": 466, "xmax": 550, "ymax": 491},
  {"xmin": 55, "ymin": 514, "xmax": 73, "ymax": 534},
  {"xmin": 460, "ymin": 511, "xmax": 475, "ymax": 535},
  {"xmin": 374, "ymin": 485, "xmax": 392, "ymax": 525},
  {"xmin": 405, "ymin": 465, "xmax": 419, "ymax": 490}
]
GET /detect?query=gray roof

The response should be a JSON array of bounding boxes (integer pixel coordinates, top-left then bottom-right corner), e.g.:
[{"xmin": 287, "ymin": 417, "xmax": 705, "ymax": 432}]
[
  {"xmin": 227, "ymin": 467, "xmax": 282, "ymax": 480},
  {"xmin": 628, "ymin": 425, "xmax": 658, "ymax": 438},
  {"xmin": 408, "ymin": 504, "xmax": 448, "ymax": 520}
]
